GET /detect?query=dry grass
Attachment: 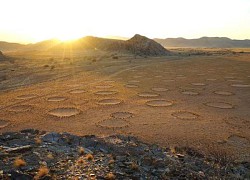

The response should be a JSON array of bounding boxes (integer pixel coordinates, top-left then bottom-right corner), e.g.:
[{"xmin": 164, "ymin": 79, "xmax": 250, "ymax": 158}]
[
  {"xmin": 47, "ymin": 152, "xmax": 54, "ymax": 159},
  {"xmin": 86, "ymin": 154, "xmax": 94, "ymax": 161},
  {"xmin": 131, "ymin": 162, "xmax": 139, "ymax": 170},
  {"xmin": 105, "ymin": 172, "xmax": 116, "ymax": 180},
  {"xmin": 77, "ymin": 157, "xmax": 85, "ymax": 165},
  {"xmin": 207, "ymin": 147, "xmax": 235, "ymax": 166},
  {"xmin": 108, "ymin": 159, "xmax": 115, "ymax": 165},
  {"xmin": 78, "ymin": 147, "xmax": 85, "ymax": 155},
  {"xmin": 35, "ymin": 166, "xmax": 49, "ymax": 179},
  {"xmin": 34, "ymin": 137, "xmax": 42, "ymax": 145},
  {"xmin": 13, "ymin": 158, "xmax": 26, "ymax": 168}
]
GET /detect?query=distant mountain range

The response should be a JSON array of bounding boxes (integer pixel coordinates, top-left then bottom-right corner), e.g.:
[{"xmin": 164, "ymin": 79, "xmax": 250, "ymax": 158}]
[
  {"xmin": 154, "ymin": 37, "xmax": 250, "ymax": 48},
  {"xmin": 1, "ymin": 36, "xmax": 250, "ymax": 57},
  {"xmin": 0, "ymin": 34, "xmax": 169, "ymax": 56}
]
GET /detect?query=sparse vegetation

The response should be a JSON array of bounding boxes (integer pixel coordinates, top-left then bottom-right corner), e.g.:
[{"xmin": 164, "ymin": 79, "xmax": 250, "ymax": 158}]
[
  {"xmin": 35, "ymin": 166, "xmax": 49, "ymax": 179},
  {"xmin": 34, "ymin": 137, "xmax": 42, "ymax": 145},
  {"xmin": 50, "ymin": 65, "xmax": 55, "ymax": 70},
  {"xmin": 13, "ymin": 158, "xmax": 26, "ymax": 168},
  {"xmin": 108, "ymin": 159, "xmax": 115, "ymax": 165},
  {"xmin": 86, "ymin": 154, "xmax": 94, "ymax": 161},
  {"xmin": 131, "ymin": 162, "xmax": 139, "ymax": 170},
  {"xmin": 77, "ymin": 157, "xmax": 85, "ymax": 165},
  {"xmin": 206, "ymin": 146, "xmax": 235, "ymax": 166},
  {"xmin": 47, "ymin": 152, "xmax": 54, "ymax": 159},
  {"xmin": 78, "ymin": 147, "xmax": 85, "ymax": 155},
  {"xmin": 105, "ymin": 172, "xmax": 116, "ymax": 180}
]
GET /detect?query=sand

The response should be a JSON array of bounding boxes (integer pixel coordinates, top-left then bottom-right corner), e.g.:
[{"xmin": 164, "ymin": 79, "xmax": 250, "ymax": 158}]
[{"xmin": 0, "ymin": 50, "xmax": 250, "ymax": 160}]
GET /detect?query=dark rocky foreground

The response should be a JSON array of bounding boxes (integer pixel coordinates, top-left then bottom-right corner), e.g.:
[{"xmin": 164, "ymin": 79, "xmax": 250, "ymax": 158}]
[{"xmin": 0, "ymin": 130, "xmax": 249, "ymax": 179}]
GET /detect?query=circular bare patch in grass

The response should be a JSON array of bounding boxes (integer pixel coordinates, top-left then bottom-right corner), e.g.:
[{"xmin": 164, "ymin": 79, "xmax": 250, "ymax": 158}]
[
  {"xmin": 214, "ymin": 91, "xmax": 234, "ymax": 96},
  {"xmin": 164, "ymin": 79, "xmax": 175, "ymax": 82},
  {"xmin": 191, "ymin": 83, "xmax": 206, "ymax": 86},
  {"xmin": 133, "ymin": 75, "xmax": 142, "ymax": 78},
  {"xmin": 146, "ymin": 100, "xmax": 173, "ymax": 107},
  {"xmin": 227, "ymin": 79, "xmax": 243, "ymax": 83},
  {"xmin": 16, "ymin": 94, "xmax": 37, "ymax": 100},
  {"xmin": 138, "ymin": 92, "xmax": 159, "ymax": 98},
  {"xmin": 231, "ymin": 84, "xmax": 250, "ymax": 88},
  {"xmin": 227, "ymin": 135, "xmax": 249, "ymax": 147},
  {"xmin": 95, "ymin": 85, "xmax": 114, "ymax": 89},
  {"xmin": 96, "ymin": 118, "xmax": 130, "ymax": 129},
  {"xmin": 204, "ymin": 102, "xmax": 234, "ymax": 109},
  {"xmin": 103, "ymin": 80, "xmax": 115, "ymax": 83},
  {"xmin": 0, "ymin": 120, "xmax": 9, "ymax": 129},
  {"xmin": 181, "ymin": 91, "xmax": 199, "ymax": 95},
  {"xmin": 206, "ymin": 78, "xmax": 217, "ymax": 81},
  {"xmin": 176, "ymin": 75, "xmax": 186, "ymax": 79},
  {"xmin": 94, "ymin": 91, "xmax": 118, "ymax": 96},
  {"xmin": 197, "ymin": 73, "xmax": 206, "ymax": 76},
  {"xmin": 97, "ymin": 99, "xmax": 122, "ymax": 105},
  {"xmin": 111, "ymin": 112, "xmax": 133, "ymax": 119},
  {"xmin": 48, "ymin": 108, "xmax": 80, "ymax": 118},
  {"xmin": 8, "ymin": 105, "xmax": 32, "ymax": 112},
  {"xmin": 128, "ymin": 80, "xmax": 140, "ymax": 83},
  {"xmin": 151, "ymin": 87, "xmax": 169, "ymax": 92},
  {"xmin": 67, "ymin": 84, "xmax": 81, "ymax": 87},
  {"xmin": 171, "ymin": 111, "xmax": 199, "ymax": 120},
  {"xmin": 224, "ymin": 76, "xmax": 235, "ymax": 79},
  {"xmin": 47, "ymin": 96, "xmax": 67, "ymax": 102},
  {"xmin": 69, "ymin": 89, "xmax": 86, "ymax": 94},
  {"xmin": 124, "ymin": 84, "xmax": 138, "ymax": 88}
]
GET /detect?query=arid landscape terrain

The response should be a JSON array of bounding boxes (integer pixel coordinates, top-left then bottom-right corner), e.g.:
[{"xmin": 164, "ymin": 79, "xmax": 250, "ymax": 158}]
[{"xmin": 0, "ymin": 35, "xmax": 250, "ymax": 179}]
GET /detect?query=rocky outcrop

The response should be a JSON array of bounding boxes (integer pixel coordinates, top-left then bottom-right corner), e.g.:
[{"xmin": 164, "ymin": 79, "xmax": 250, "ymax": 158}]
[
  {"xmin": 53, "ymin": 34, "xmax": 170, "ymax": 56},
  {"xmin": 0, "ymin": 129, "xmax": 249, "ymax": 179},
  {"xmin": 126, "ymin": 34, "xmax": 170, "ymax": 56}
]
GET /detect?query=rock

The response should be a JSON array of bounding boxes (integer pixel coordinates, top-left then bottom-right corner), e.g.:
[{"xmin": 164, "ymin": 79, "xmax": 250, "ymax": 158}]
[
  {"xmin": 0, "ymin": 130, "xmax": 248, "ymax": 179},
  {"xmin": 126, "ymin": 34, "xmax": 170, "ymax": 56},
  {"xmin": 10, "ymin": 170, "xmax": 33, "ymax": 180},
  {"xmin": 142, "ymin": 156, "xmax": 152, "ymax": 166},
  {"xmin": 83, "ymin": 147, "xmax": 93, "ymax": 154},
  {"xmin": 100, "ymin": 148, "xmax": 108, "ymax": 154},
  {"xmin": 5, "ymin": 145, "xmax": 32, "ymax": 153},
  {"xmin": 20, "ymin": 129, "xmax": 39, "ymax": 135},
  {"xmin": 115, "ymin": 156, "xmax": 127, "ymax": 162},
  {"xmin": 42, "ymin": 132, "xmax": 61, "ymax": 143}
]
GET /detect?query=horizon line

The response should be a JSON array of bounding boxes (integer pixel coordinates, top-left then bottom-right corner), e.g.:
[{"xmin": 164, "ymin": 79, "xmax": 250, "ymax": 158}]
[{"xmin": 1, "ymin": 35, "xmax": 250, "ymax": 45}]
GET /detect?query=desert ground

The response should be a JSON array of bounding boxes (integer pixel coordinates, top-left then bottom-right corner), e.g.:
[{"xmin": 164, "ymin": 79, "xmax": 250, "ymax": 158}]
[{"xmin": 0, "ymin": 49, "xmax": 250, "ymax": 161}]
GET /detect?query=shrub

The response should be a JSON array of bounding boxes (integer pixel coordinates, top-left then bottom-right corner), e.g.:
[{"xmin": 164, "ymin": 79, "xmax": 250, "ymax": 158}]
[
  {"xmin": 86, "ymin": 154, "xmax": 94, "ymax": 161},
  {"xmin": 13, "ymin": 158, "xmax": 26, "ymax": 168}
]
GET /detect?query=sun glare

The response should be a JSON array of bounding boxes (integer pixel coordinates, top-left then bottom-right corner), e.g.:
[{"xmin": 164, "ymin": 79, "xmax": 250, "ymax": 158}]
[{"xmin": 0, "ymin": 0, "xmax": 249, "ymax": 43}]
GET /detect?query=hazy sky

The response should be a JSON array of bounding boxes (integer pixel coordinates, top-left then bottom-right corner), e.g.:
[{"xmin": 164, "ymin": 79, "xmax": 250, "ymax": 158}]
[{"xmin": 0, "ymin": 0, "xmax": 250, "ymax": 43}]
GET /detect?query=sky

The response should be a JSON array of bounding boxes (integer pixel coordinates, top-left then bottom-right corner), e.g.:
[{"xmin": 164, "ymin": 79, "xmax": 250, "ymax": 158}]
[{"xmin": 0, "ymin": 0, "xmax": 250, "ymax": 43}]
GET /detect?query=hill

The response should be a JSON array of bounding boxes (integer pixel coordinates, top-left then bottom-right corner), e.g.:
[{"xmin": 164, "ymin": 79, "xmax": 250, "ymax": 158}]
[
  {"xmin": 154, "ymin": 37, "xmax": 250, "ymax": 48},
  {"xmin": 0, "ymin": 35, "xmax": 169, "ymax": 56},
  {"xmin": 0, "ymin": 41, "xmax": 25, "ymax": 52}
]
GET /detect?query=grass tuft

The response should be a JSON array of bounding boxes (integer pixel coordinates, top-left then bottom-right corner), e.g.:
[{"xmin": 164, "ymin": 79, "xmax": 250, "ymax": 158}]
[
  {"xmin": 78, "ymin": 147, "xmax": 85, "ymax": 155},
  {"xmin": 35, "ymin": 166, "xmax": 49, "ymax": 179},
  {"xmin": 86, "ymin": 154, "xmax": 94, "ymax": 161},
  {"xmin": 13, "ymin": 158, "xmax": 26, "ymax": 168},
  {"xmin": 105, "ymin": 172, "xmax": 116, "ymax": 180}
]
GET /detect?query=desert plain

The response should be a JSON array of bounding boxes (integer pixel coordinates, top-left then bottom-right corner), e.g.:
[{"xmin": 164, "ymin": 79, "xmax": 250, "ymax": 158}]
[{"xmin": 0, "ymin": 48, "xmax": 250, "ymax": 162}]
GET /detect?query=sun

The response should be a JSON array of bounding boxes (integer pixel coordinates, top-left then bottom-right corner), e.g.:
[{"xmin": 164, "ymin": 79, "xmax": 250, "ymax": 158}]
[{"xmin": 56, "ymin": 33, "xmax": 82, "ymax": 41}]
